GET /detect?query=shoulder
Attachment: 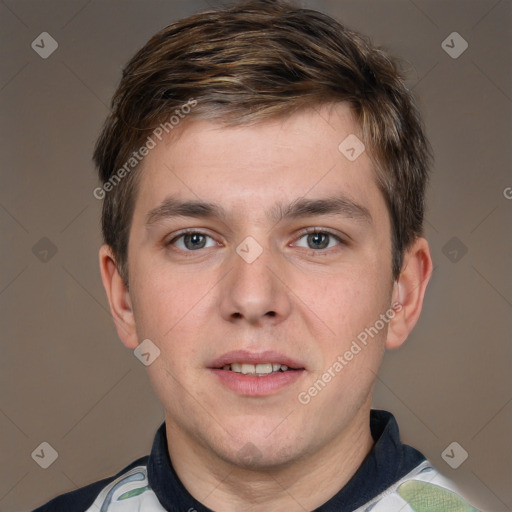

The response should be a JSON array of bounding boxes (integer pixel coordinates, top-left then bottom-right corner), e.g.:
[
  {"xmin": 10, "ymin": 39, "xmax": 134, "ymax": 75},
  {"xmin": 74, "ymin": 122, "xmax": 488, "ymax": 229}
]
[
  {"xmin": 354, "ymin": 460, "xmax": 483, "ymax": 512},
  {"xmin": 33, "ymin": 456, "xmax": 150, "ymax": 512}
]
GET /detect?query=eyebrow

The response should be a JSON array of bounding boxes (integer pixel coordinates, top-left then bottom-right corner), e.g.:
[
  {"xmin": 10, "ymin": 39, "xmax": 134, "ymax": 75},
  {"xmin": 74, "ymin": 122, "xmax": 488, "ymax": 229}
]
[{"xmin": 145, "ymin": 195, "xmax": 372, "ymax": 227}]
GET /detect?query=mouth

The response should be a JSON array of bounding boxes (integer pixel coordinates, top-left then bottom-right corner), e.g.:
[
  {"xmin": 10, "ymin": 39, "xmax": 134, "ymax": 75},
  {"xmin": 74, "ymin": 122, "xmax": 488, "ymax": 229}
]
[
  {"xmin": 217, "ymin": 362, "xmax": 300, "ymax": 376},
  {"xmin": 209, "ymin": 350, "xmax": 305, "ymax": 373},
  {"xmin": 208, "ymin": 351, "xmax": 306, "ymax": 396}
]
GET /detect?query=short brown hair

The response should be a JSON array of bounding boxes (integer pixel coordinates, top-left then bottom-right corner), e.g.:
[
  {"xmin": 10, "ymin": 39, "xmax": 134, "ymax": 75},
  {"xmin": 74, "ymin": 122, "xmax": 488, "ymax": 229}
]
[{"xmin": 93, "ymin": 0, "xmax": 432, "ymax": 285}]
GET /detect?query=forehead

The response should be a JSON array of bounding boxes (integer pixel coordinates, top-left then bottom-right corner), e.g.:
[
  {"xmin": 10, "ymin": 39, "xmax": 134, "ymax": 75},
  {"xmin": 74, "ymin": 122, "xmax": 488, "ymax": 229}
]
[{"xmin": 132, "ymin": 103, "xmax": 386, "ymax": 225}]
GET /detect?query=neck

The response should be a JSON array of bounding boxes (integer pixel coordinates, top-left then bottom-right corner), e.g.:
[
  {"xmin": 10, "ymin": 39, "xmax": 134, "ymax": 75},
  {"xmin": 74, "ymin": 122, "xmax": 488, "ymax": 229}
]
[{"xmin": 165, "ymin": 404, "xmax": 375, "ymax": 511}]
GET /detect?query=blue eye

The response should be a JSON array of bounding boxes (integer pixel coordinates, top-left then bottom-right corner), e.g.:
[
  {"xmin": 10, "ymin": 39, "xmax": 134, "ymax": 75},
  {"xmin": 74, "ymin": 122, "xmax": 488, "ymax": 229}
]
[
  {"xmin": 167, "ymin": 229, "xmax": 345, "ymax": 254},
  {"xmin": 295, "ymin": 231, "xmax": 343, "ymax": 250},
  {"xmin": 170, "ymin": 232, "xmax": 217, "ymax": 251}
]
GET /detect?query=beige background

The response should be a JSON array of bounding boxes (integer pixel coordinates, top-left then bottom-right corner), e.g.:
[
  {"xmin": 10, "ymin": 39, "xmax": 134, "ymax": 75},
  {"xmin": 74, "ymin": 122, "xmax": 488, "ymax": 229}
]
[{"xmin": 1, "ymin": 0, "xmax": 511, "ymax": 511}]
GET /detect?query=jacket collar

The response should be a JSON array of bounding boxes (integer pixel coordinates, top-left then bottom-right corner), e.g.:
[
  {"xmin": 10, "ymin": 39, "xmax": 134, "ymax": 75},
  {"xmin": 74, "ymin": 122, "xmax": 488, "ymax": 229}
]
[{"xmin": 147, "ymin": 409, "xmax": 425, "ymax": 511}]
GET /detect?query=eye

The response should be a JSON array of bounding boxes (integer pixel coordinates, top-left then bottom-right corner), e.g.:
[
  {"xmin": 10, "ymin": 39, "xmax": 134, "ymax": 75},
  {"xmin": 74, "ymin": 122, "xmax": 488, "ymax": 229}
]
[
  {"xmin": 294, "ymin": 229, "xmax": 344, "ymax": 251},
  {"xmin": 168, "ymin": 231, "xmax": 218, "ymax": 251}
]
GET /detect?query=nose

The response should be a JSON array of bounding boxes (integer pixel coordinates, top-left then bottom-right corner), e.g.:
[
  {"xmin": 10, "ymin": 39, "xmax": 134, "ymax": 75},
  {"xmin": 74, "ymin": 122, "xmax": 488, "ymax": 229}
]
[{"xmin": 219, "ymin": 239, "xmax": 293, "ymax": 326}]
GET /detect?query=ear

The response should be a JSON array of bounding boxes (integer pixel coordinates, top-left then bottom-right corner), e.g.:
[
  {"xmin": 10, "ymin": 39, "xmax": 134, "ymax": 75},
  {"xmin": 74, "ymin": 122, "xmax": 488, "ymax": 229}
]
[
  {"xmin": 99, "ymin": 244, "xmax": 139, "ymax": 349},
  {"xmin": 386, "ymin": 237, "xmax": 433, "ymax": 350}
]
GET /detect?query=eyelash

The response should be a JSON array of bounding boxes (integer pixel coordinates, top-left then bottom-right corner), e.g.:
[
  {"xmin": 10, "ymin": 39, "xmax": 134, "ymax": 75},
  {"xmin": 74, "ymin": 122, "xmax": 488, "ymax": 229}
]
[
  {"xmin": 166, "ymin": 228, "xmax": 347, "ymax": 254},
  {"xmin": 295, "ymin": 227, "xmax": 347, "ymax": 252}
]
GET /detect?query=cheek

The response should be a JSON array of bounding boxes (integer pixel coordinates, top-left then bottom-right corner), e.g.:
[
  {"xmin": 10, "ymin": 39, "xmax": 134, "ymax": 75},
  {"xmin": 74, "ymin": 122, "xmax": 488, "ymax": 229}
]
[
  {"xmin": 130, "ymin": 266, "xmax": 211, "ymax": 357},
  {"xmin": 302, "ymin": 261, "xmax": 390, "ymax": 334}
]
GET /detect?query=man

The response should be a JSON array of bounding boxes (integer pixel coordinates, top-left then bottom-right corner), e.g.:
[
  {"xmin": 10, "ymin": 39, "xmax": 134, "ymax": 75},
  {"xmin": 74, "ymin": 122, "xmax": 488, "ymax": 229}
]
[{"xmin": 35, "ymin": 0, "xmax": 482, "ymax": 510}]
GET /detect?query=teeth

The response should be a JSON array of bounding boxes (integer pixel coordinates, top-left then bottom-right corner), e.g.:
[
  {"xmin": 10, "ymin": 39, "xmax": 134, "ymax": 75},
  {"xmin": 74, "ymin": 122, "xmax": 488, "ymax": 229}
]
[
  {"xmin": 222, "ymin": 362, "xmax": 291, "ymax": 375},
  {"xmin": 231, "ymin": 363, "xmax": 242, "ymax": 372},
  {"xmin": 241, "ymin": 364, "xmax": 254, "ymax": 375},
  {"xmin": 256, "ymin": 363, "xmax": 273, "ymax": 374}
]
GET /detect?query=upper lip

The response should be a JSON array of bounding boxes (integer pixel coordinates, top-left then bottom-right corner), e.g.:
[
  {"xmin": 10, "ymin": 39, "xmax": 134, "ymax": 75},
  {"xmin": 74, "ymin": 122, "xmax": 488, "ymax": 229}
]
[{"xmin": 208, "ymin": 350, "xmax": 305, "ymax": 370}]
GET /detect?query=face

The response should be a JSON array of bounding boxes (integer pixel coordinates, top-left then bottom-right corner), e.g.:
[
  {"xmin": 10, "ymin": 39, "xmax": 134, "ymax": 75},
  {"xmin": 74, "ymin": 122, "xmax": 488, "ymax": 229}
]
[{"xmin": 121, "ymin": 103, "xmax": 399, "ymax": 468}]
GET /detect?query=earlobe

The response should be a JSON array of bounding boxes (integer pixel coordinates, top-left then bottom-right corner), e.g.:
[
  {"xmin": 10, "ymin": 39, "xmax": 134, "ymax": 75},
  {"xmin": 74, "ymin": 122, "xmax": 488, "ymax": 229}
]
[
  {"xmin": 98, "ymin": 245, "xmax": 139, "ymax": 349},
  {"xmin": 386, "ymin": 237, "xmax": 433, "ymax": 350}
]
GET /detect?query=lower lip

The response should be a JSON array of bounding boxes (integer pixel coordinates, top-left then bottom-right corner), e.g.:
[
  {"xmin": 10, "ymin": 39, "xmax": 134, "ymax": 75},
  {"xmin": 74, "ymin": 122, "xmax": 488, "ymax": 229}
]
[{"xmin": 210, "ymin": 369, "xmax": 305, "ymax": 396}]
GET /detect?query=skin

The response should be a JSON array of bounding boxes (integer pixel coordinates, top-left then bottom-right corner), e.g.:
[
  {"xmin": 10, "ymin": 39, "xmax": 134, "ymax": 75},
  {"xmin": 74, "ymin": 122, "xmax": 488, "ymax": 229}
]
[{"xmin": 100, "ymin": 102, "xmax": 432, "ymax": 511}]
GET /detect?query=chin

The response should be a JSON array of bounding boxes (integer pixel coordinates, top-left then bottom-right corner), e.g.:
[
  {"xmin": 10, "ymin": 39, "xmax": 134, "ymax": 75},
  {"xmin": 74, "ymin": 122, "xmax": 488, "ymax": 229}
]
[
  {"xmin": 223, "ymin": 441, "xmax": 303, "ymax": 471},
  {"xmin": 213, "ymin": 424, "xmax": 307, "ymax": 469}
]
